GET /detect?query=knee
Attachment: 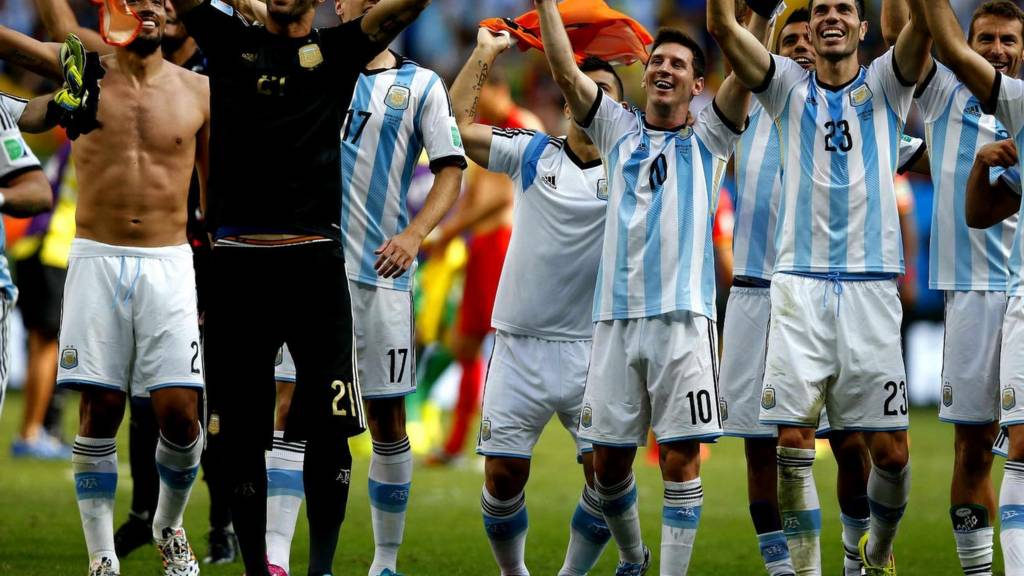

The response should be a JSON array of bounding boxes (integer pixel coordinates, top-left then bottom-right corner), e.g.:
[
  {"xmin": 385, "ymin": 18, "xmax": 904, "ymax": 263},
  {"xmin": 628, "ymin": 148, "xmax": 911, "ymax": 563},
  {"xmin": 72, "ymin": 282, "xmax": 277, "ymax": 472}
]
[
  {"xmin": 366, "ymin": 398, "xmax": 407, "ymax": 442},
  {"xmin": 592, "ymin": 448, "xmax": 633, "ymax": 487},
  {"xmin": 955, "ymin": 427, "xmax": 997, "ymax": 474},
  {"xmin": 777, "ymin": 427, "xmax": 815, "ymax": 450},
  {"xmin": 78, "ymin": 390, "xmax": 125, "ymax": 437},
  {"xmin": 871, "ymin": 437, "xmax": 910, "ymax": 472},
  {"xmin": 485, "ymin": 458, "xmax": 530, "ymax": 499}
]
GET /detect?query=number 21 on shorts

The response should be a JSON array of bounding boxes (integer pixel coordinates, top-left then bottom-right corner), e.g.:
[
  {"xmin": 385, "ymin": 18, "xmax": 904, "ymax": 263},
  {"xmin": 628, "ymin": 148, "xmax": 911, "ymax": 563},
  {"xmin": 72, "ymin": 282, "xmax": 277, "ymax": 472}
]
[{"xmin": 331, "ymin": 380, "xmax": 357, "ymax": 416}]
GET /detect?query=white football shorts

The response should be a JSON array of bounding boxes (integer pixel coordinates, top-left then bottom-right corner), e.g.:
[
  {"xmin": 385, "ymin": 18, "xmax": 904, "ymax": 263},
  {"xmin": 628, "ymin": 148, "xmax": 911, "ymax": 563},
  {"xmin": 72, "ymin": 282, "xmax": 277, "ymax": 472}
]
[{"xmin": 939, "ymin": 290, "xmax": 1006, "ymax": 424}]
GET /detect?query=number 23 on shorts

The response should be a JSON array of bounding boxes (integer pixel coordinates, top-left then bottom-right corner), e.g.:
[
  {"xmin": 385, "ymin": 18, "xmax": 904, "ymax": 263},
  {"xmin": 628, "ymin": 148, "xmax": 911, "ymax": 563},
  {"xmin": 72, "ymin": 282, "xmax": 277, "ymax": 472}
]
[{"xmin": 883, "ymin": 380, "xmax": 908, "ymax": 417}]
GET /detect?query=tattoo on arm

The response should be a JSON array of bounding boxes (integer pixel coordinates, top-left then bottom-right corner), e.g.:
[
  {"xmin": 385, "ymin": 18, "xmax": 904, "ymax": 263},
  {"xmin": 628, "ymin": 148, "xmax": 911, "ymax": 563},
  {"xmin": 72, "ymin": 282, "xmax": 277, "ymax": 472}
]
[
  {"xmin": 367, "ymin": 13, "xmax": 415, "ymax": 43},
  {"xmin": 465, "ymin": 60, "xmax": 489, "ymax": 120}
]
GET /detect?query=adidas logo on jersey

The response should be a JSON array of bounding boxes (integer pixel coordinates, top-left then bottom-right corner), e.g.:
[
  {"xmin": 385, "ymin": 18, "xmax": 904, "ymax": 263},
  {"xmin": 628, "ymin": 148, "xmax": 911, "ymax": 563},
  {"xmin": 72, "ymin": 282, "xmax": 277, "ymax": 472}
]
[
  {"xmin": 542, "ymin": 174, "xmax": 557, "ymax": 188},
  {"xmin": 964, "ymin": 104, "xmax": 984, "ymax": 119}
]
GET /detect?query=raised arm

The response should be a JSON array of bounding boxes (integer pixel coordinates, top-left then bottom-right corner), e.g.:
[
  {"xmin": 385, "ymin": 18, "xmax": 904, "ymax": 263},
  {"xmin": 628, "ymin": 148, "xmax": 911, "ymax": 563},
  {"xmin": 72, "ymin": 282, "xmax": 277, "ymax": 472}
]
[
  {"xmin": 449, "ymin": 29, "xmax": 512, "ymax": 168},
  {"xmin": 913, "ymin": 0, "xmax": 996, "ymax": 105},
  {"xmin": 881, "ymin": 0, "xmax": 908, "ymax": 47},
  {"xmin": 891, "ymin": 0, "xmax": 931, "ymax": 84},
  {"xmin": 707, "ymin": 0, "xmax": 773, "ymax": 90},
  {"xmin": 966, "ymin": 140, "xmax": 1021, "ymax": 228},
  {"xmin": 360, "ymin": 0, "xmax": 430, "ymax": 45},
  {"xmin": 713, "ymin": 10, "xmax": 768, "ymax": 135},
  {"xmin": 33, "ymin": 0, "xmax": 109, "ymax": 54},
  {"xmin": 0, "ymin": 25, "xmax": 61, "ymax": 79},
  {"xmin": 534, "ymin": 0, "xmax": 598, "ymax": 123}
]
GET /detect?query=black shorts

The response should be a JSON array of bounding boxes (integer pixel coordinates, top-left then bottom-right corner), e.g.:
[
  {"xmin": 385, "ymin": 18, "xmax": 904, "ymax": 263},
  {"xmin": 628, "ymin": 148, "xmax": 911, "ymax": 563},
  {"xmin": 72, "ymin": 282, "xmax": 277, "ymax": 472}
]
[
  {"xmin": 15, "ymin": 253, "xmax": 67, "ymax": 339},
  {"xmin": 203, "ymin": 242, "xmax": 364, "ymax": 449}
]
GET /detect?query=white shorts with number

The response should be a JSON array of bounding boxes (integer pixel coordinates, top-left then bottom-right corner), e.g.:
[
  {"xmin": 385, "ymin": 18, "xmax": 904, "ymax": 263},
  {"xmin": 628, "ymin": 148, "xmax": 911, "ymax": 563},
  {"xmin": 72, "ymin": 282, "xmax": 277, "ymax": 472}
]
[
  {"xmin": 759, "ymin": 274, "xmax": 908, "ymax": 431},
  {"xmin": 579, "ymin": 310, "xmax": 722, "ymax": 447},
  {"xmin": 476, "ymin": 331, "xmax": 591, "ymax": 459},
  {"xmin": 275, "ymin": 281, "xmax": 413, "ymax": 398},
  {"xmin": 57, "ymin": 239, "xmax": 204, "ymax": 397},
  {"xmin": 999, "ymin": 296, "xmax": 1024, "ymax": 430},
  {"xmin": 720, "ymin": 286, "xmax": 831, "ymax": 438},
  {"xmin": 939, "ymin": 290, "xmax": 1006, "ymax": 424}
]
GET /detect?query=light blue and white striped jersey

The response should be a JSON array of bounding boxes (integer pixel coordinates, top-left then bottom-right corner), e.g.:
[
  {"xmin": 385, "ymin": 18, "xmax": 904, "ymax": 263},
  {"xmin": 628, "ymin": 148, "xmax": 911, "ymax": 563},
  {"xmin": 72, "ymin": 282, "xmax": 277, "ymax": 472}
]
[
  {"xmin": 755, "ymin": 49, "xmax": 914, "ymax": 275},
  {"xmin": 488, "ymin": 128, "xmax": 608, "ymax": 340},
  {"xmin": 0, "ymin": 93, "xmax": 40, "ymax": 301},
  {"xmin": 581, "ymin": 93, "xmax": 740, "ymax": 321},
  {"xmin": 990, "ymin": 73, "xmax": 1024, "ymax": 296},
  {"xmin": 733, "ymin": 100, "xmax": 925, "ymax": 281},
  {"xmin": 917, "ymin": 63, "xmax": 1018, "ymax": 291},
  {"xmin": 340, "ymin": 56, "xmax": 466, "ymax": 291}
]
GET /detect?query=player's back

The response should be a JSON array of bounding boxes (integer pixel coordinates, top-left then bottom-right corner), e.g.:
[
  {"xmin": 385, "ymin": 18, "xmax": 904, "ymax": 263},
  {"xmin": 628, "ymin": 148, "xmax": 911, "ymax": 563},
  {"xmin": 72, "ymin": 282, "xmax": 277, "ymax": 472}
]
[{"xmin": 340, "ymin": 57, "xmax": 461, "ymax": 290}]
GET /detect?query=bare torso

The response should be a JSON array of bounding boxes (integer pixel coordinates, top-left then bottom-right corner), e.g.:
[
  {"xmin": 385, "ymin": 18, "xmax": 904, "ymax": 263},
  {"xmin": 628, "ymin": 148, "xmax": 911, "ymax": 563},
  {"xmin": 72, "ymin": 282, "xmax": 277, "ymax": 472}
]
[{"xmin": 72, "ymin": 53, "xmax": 209, "ymax": 247}]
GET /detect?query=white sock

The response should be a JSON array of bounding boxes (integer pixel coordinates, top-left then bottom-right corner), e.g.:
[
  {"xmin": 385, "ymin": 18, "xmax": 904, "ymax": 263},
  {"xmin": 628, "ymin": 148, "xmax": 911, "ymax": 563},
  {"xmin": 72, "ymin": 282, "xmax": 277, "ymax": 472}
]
[
  {"xmin": 152, "ymin": 429, "xmax": 203, "ymax": 540},
  {"xmin": 368, "ymin": 437, "xmax": 413, "ymax": 575},
  {"xmin": 758, "ymin": 530, "xmax": 795, "ymax": 576},
  {"xmin": 73, "ymin": 436, "xmax": 119, "ymax": 570},
  {"xmin": 559, "ymin": 484, "xmax": 611, "ymax": 576},
  {"xmin": 1000, "ymin": 461, "xmax": 1024, "ymax": 575},
  {"xmin": 840, "ymin": 513, "xmax": 869, "ymax": 576},
  {"xmin": 596, "ymin": 473, "xmax": 645, "ymax": 564},
  {"xmin": 266, "ymin": 431, "xmax": 305, "ymax": 572},
  {"xmin": 866, "ymin": 463, "xmax": 910, "ymax": 565},
  {"xmin": 777, "ymin": 446, "xmax": 821, "ymax": 576},
  {"xmin": 660, "ymin": 478, "xmax": 703, "ymax": 575},
  {"xmin": 481, "ymin": 487, "xmax": 529, "ymax": 576},
  {"xmin": 951, "ymin": 505, "xmax": 993, "ymax": 576}
]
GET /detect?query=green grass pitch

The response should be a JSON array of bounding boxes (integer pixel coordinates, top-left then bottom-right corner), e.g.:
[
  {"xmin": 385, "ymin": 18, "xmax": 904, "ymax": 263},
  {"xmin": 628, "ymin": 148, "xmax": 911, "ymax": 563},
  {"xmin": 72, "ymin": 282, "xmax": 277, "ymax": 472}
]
[{"xmin": 0, "ymin": 393, "xmax": 1002, "ymax": 574}]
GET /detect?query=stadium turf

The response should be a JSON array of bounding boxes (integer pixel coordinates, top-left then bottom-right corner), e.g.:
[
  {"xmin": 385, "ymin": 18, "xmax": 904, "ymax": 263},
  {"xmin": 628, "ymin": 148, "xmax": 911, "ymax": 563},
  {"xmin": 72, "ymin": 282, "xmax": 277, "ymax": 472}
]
[{"xmin": 0, "ymin": 392, "xmax": 998, "ymax": 575}]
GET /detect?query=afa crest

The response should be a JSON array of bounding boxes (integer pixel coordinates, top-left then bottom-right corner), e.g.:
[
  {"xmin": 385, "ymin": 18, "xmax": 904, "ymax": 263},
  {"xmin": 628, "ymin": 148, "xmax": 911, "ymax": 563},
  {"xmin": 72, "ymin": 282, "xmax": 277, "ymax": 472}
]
[
  {"xmin": 275, "ymin": 347, "xmax": 284, "ymax": 366},
  {"xmin": 719, "ymin": 399, "xmax": 729, "ymax": 422},
  {"xmin": 581, "ymin": 405, "xmax": 593, "ymax": 429},
  {"xmin": 1004, "ymin": 388, "xmax": 1017, "ymax": 411},
  {"xmin": 942, "ymin": 383, "xmax": 953, "ymax": 408},
  {"xmin": 761, "ymin": 385, "xmax": 776, "ymax": 410},
  {"xmin": 208, "ymin": 413, "xmax": 221, "ymax": 436},
  {"xmin": 298, "ymin": 44, "xmax": 323, "ymax": 69},
  {"xmin": 596, "ymin": 179, "xmax": 608, "ymax": 201},
  {"xmin": 386, "ymin": 85, "xmax": 411, "ymax": 111},
  {"xmin": 60, "ymin": 347, "xmax": 78, "ymax": 370},
  {"xmin": 480, "ymin": 418, "xmax": 492, "ymax": 441},
  {"xmin": 850, "ymin": 84, "xmax": 873, "ymax": 107}
]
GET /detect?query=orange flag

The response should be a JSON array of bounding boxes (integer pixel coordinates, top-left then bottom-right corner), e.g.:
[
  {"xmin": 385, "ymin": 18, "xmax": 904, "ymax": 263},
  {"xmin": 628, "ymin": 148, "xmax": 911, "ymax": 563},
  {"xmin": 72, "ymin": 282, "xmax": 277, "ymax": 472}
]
[
  {"xmin": 90, "ymin": 0, "xmax": 142, "ymax": 47},
  {"xmin": 481, "ymin": 0, "xmax": 653, "ymax": 66}
]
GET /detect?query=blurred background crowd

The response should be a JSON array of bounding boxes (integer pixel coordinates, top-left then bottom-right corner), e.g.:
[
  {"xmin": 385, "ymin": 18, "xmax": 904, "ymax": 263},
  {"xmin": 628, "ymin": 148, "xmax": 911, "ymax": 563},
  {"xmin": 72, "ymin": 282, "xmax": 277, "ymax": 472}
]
[{"xmin": 0, "ymin": 0, "xmax": 989, "ymax": 461}]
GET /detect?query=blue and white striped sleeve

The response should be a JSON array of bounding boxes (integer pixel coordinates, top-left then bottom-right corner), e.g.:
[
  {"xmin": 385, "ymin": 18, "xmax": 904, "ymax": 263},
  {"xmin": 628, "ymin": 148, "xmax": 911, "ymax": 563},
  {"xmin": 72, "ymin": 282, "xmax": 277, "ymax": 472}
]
[{"xmin": 418, "ymin": 74, "xmax": 467, "ymax": 173}]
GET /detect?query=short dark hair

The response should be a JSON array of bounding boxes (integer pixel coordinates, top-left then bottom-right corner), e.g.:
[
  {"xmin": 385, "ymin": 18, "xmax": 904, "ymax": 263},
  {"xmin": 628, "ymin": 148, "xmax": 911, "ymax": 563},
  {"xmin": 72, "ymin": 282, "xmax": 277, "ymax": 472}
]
[
  {"xmin": 968, "ymin": 0, "xmax": 1024, "ymax": 43},
  {"xmin": 580, "ymin": 57, "xmax": 625, "ymax": 101},
  {"xmin": 808, "ymin": 0, "xmax": 866, "ymax": 21},
  {"xmin": 774, "ymin": 8, "xmax": 811, "ymax": 52},
  {"xmin": 647, "ymin": 28, "xmax": 706, "ymax": 79}
]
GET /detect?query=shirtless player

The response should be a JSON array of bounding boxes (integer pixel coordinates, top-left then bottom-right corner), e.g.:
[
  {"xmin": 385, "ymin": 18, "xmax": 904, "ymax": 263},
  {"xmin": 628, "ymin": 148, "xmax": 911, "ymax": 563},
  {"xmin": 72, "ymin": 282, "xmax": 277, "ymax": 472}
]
[{"xmin": 8, "ymin": 4, "xmax": 211, "ymax": 574}]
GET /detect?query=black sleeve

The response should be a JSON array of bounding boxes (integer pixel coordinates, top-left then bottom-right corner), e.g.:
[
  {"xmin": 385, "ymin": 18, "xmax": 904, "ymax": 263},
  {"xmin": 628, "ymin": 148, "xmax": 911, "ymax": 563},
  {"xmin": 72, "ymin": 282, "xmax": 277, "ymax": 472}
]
[
  {"xmin": 180, "ymin": 0, "xmax": 246, "ymax": 61},
  {"xmin": 891, "ymin": 51, "xmax": 916, "ymax": 88},
  {"xmin": 983, "ymin": 72, "xmax": 1003, "ymax": 116},
  {"xmin": 579, "ymin": 89, "xmax": 603, "ymax": 129},
  {"xmin": 430, "ymin": 155, "xmax": 468, "ymax": 173},
  {"xmin": 913, "ymin": 61, "xmax": 938, "ymax": 99},
  {"xmin": 320, "ymin": 17, "xmax": 390, "ymax": 71},
  {"xmin": 752, "ymin": 56, "xmax": 776, "ymax": 94}
]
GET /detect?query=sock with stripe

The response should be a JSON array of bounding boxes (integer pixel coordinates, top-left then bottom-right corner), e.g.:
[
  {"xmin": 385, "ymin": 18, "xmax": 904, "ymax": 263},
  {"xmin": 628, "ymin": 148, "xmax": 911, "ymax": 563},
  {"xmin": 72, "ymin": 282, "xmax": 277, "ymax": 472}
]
[
  {"xmin": 840, "ymin": 511, "xmax": 870, "ymax": 576},
  {"xmin": 152, "ymin": 428, "xmax": 203, "ymax": 540},
  {"xmin": 559, "ymin": 484, "xmax": 611, "ymax": 576},
  {"xmin": 266, "ymin": 431, "xmax": 305, "ymax": 573},
  {"xmin": 73, "ymin": 436, "xmax": 119, "ymax": 570},
  {"xmin": 777, "ymin": 446, "xmax": 821, "ymax": 575},
  {"xmin": 661, "ymin": 478, "xmax": 703, "ymax": 574},
  {"xmin": 865, "ymin": 463, "xmax": 910, "ymax": 565},
  {"xmin": 481, "ymin": 487, "xmax": 529, "ymax": 575},
  {"xmin": 369, "ymin": 437, "xmax": 413, "ymax": 575},
  {"xmin": 951, "ymin": 504, "xmax": 993, "ymax": 576},
  {"xmin": 596, "ymin": 473, "xmax": 645, "ymax": 564},
  {"xmin": 1000, "ymin": 461, "xmax": 1024, "ymax": 575},
  {"xmin": 750, "ymin": 500, "xmax": 795, "ymax": 576}
]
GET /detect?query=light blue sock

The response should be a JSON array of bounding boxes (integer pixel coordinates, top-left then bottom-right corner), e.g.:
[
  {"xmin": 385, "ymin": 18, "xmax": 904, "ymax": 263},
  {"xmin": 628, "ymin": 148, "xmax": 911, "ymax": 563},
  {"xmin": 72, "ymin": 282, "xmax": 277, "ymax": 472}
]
[
  {"xmin": 777, "ymin": 446, "xmax": 821, "ymax": 575},
  {"xmin": 482, "ymin": 487, "xmax": 529, "ymax": 575},
  {"xmin": 758, "ymin": 530, "xmax": 796, "ymax": 576},
  {"xmin": 73, "ymin": 436, "xmax": 119, "ymax": 569},
  {"xmin": 661, "ymin": 478, "xmax": 703, "ymax": 574},
  {"xmin": 559, "ymin": 484, "xmax": 611, "ymax": 575},
  {"xmin": 596, "ymin": 473, "xmax": 645, "ymax": 564}
]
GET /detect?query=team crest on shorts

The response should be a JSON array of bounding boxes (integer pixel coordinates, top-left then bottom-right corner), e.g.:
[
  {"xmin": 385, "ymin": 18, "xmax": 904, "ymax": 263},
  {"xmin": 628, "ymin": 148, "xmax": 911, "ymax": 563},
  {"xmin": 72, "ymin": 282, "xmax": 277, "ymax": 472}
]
[
  {"xmin": 581, "ymin": 405, "xmax": 593, "ymax": 429},
  {"xmin": 942, "ymin": 383, "xmax": 953, "ymax": 408},
  {"xmin": 208, "ymin": 413, "xmax": 221, "ymax": 436},
  {"xmin": 386, "ymin": 85, "xmax": 411, "ymax": 111},
  {"xmin": 275, "ymin": 348, "xmax": 283, "ymax": 366},
  {"xmin": 1004, "ymin": 388, "xmax": 1017, "ymax": 411},
  {"xmin": 59, "ymin": 347, "xmax": 78, "ymax": 370},
  {"xmin": 719, "ymin": 399, "xmax": 729, "ymax": 421},
  {"xmin": 480, "ymin": 418, "xmax": 492, "ymax": 441},
  {"xmin": 761, "ymin": 385, "xmax": 776, "ymax": 410}
]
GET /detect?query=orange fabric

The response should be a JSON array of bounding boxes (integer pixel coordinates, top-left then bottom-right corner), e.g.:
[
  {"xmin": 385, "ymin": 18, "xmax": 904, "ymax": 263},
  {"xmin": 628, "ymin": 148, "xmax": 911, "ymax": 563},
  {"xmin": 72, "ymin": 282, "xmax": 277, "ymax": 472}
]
[
  {"xmin": 90, "ymin": 0, "xmax": 142, "ymax": 47},
  {"xmin": 481, "ymin": 0, "xmax": 653, "ymax": 66}
]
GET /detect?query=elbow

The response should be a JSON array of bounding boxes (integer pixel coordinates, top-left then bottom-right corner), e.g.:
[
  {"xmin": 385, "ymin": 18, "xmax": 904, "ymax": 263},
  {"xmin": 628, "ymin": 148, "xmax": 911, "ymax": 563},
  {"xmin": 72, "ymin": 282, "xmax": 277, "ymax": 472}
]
[
  {"xmin": 706, "ymin": 16, "xmax": 728, "ymax": 40},
  {"xmin": 29, "ymin": 181, "xmax": 54, "ymax": 215}
]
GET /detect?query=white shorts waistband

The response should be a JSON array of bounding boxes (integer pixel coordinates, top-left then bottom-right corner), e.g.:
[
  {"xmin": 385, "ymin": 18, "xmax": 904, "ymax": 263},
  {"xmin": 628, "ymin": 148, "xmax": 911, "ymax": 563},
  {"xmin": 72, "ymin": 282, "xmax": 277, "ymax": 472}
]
[{"xmin": 70, "ymin": 238, "xmax": 192, "ymax": 260}]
